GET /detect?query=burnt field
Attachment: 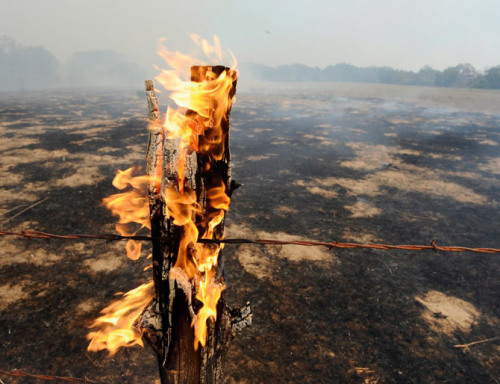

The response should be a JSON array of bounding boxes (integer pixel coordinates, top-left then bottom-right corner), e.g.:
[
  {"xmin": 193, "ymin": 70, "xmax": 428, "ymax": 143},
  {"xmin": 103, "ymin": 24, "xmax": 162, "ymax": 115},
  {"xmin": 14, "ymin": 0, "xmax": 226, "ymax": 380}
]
[{"xmin": 0, "ymin": 83, "xmax": 499, "ymax": 383}]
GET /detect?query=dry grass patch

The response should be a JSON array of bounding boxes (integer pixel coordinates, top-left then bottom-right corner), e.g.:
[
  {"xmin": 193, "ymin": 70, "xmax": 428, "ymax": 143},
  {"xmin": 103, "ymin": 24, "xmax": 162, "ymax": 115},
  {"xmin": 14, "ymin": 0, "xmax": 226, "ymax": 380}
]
[
  {"xmin": 415, "ymin": 290, "xmax": 480, "ymax": 336},
  {"xmin": 345, "ymin": 201, "xmax": 382, "ymax": 218}
]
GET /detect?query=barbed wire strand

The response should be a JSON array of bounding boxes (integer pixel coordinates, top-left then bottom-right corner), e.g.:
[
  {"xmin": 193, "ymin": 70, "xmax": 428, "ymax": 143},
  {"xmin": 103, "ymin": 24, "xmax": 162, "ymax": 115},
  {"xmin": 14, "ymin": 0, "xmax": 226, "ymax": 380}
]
[
  {"xmin": 0, "ymin": 230, "xmax": 498, "ymax": 254},
  {"xmin": 0, "ymin": 368, "xmax": 109, "ymax": 384}
]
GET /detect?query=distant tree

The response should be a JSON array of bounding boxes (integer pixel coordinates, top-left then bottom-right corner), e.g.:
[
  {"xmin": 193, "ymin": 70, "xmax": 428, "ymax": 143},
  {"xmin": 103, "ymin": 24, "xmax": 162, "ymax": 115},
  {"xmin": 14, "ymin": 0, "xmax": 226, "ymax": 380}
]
[
  {"xmin": 435, "ymin": 63, "xmax": 478, "ymax": 88},
  {"xmin": 238, "ymin": 62, "xmax": 269, "ymax": 82},
  {"xmin": 0, "ymin": 36, "xmax": 60, "ymax": 91},
  {"xmin": 238, "ymin": 61, "xmax": 499, "ymax": 89},
  {"xmin": 65, "ymin": 50, "xmax": 145, "ymax": 88},
  {"xmin": 435, "ymin": 66, "xmax": 458, "ymax": 87},
  {"xmin": 361, "ymin": 66, "xmax": 380, "ymax": 83},
  {"xmin": 323, "ymin": 63, "xmax": 362, "ymax": 82},
  {"xmin": 374, "ymin": 66, "xmax": 398, "ymax": 84},
  {"xmin": 455, "ymin": 63, "xmax": 478, "ymax": 87},
  {"xmin": 483, "ymin": 66, "xmax": 500, "ymax": 89},
  {"xmin": 273, "ymin": 63, "xmax": 322, "ymax": 81},
  {"xmin": 416, "ymin": 66, "xmax": 439, "ymax": 86}
]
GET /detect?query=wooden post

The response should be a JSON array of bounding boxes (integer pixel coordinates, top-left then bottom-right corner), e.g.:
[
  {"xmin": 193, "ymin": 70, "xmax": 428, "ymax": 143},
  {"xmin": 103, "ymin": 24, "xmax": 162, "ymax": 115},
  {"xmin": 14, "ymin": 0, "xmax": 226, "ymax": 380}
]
[{"xmin": 139, "ymin": 68, "xmax": 251, "ymax": 384}]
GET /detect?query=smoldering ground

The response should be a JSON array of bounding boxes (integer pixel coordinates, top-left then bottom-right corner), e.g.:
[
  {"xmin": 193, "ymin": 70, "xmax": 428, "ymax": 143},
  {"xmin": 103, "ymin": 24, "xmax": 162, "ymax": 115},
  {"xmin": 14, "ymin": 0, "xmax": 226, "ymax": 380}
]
[{"xmin": 0, "ymin": 83, "xmax": 498, "ymax": 383}]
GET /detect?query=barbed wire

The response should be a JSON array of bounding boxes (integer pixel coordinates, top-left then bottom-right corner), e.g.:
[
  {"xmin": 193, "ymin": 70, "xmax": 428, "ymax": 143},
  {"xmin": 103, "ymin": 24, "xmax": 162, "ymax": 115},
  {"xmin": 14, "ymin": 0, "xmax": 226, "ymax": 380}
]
[
  {"xmin": 0, "ymin": 230, "xmax": 151, "ymax": 242},
  {"xmin": 0, "ymin": 229, "xmax": 498, "ymax": 254},
  {"xmin": 0, "ymin": 368, "xmax": 108, "ymax": 384}
]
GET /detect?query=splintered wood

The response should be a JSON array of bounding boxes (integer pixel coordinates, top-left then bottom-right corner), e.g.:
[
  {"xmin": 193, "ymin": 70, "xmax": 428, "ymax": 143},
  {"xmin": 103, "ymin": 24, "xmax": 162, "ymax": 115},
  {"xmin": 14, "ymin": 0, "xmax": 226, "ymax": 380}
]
[{"xmin": 139, "ymin": 68, "xmax": 251, "ymax": 384}]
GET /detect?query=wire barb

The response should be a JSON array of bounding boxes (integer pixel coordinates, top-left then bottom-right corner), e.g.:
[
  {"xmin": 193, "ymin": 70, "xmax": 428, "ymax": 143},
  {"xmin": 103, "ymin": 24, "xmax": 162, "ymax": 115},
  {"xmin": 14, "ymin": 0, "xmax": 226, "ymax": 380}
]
[
  {"xmin": 0, "ymin": 368, "xmax": 109, "ymax": 383},
  {"xmin": 0, "ymin": 230, "xmax": 499, "ymax": 254}
]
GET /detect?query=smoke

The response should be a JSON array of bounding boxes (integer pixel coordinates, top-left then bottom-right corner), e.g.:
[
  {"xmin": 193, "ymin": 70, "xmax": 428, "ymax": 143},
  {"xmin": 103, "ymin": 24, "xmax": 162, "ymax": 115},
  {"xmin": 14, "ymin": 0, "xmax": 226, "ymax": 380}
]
[
  {"xmin": 1, "ymin": 36, "xmax": 499, "ymax": 92},
  {"xmin": 0, "ymin": 36, "xmax": 60, "ymax": 90},
  {"xmin": 0, "ymin": 36, "xmax": 146, "ymax": 91},
  {"xmin": 65, "ymin": 50, "xmax": 145, "ymax": 89}
]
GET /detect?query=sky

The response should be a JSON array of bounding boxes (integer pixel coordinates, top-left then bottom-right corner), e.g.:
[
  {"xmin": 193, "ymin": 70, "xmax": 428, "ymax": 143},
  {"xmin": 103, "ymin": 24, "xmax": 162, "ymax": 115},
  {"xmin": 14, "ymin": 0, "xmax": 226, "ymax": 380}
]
[{"xmin": 1, "ymin": 0, "xmax": 499, "ymax": 74}]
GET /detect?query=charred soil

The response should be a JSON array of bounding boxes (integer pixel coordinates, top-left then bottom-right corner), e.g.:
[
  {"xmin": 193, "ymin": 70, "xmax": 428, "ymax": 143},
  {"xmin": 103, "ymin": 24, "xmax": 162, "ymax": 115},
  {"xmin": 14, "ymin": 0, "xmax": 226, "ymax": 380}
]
[{"xmin": 0, "ymin": 85, "xmax": 499, "ymax": 383}]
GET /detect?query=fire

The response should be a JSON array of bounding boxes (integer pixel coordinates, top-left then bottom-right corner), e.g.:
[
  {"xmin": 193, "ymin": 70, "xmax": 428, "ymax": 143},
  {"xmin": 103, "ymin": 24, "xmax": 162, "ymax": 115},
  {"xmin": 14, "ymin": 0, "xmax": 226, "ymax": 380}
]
[
  {"xmin": 88, "ymin": 34, "xmax": 236, "ymax": 354},
  {"xmin": 87, "ymin": 282, "xmax": 154, "ymax": 355},
  {"xmin": 155, "ymin": 35, "xmax": 236, "ymax": 348},
  {"xmin": 163, "ymin": 180, "xmax": 231, "ymax": 350},
  {"xmin": 156, "ymin": 35, "xmax": 237, "ymax": 190},
  {"xmin": 193, "ymin": 270, "xmax": 225, "ymax": 348},
  {"xmin": 103, "ymin": 168, "xmax": 158, "ymax": 260},
  {"xmin": 164, "ymin": 186, "xmax": 201, "ymax": 275}
]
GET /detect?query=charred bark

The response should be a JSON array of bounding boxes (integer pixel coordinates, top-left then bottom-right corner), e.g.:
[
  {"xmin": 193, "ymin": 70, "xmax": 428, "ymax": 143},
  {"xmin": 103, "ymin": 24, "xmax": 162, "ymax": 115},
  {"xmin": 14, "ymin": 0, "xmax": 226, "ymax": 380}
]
[{"xmin": 140, "ymin": 68, "xmax": 251, "ymax": 384}]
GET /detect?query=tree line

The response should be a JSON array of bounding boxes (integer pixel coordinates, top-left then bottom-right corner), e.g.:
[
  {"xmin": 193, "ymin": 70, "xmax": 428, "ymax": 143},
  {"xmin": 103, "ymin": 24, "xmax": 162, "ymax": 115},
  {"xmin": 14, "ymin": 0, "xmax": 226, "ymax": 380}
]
[
  {"xmin": 1, "ymin": 36, "xmax": 499, "ymax": 91},
  {"xmin": 241, "ymin": 62, "xmax": 500, "ymax": 89},
  {"xmin": 0, "ymin": 36, "xmax": 145, "ymax": 91}
]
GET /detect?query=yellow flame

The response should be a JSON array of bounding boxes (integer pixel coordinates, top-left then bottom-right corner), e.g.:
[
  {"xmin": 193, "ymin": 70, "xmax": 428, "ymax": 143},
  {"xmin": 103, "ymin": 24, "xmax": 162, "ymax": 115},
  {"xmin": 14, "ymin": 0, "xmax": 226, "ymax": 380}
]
[
  {"xmin": 164, "ymin": 186, "xmax": 200, "ymax": 278},
  {"xmin": 87, "ymin": 282, "xmax": 154, "ymax": 355},
  {"xmin": 192, "ymin": 270, "xmax": 225, "ymax": 349},
  {"xmin": 156, "ymin": 35, "xmax": 237, "ymax": 190},
  {"xmin": 103, "ymin": 168, "xmax": 159, "ymax": 260}
]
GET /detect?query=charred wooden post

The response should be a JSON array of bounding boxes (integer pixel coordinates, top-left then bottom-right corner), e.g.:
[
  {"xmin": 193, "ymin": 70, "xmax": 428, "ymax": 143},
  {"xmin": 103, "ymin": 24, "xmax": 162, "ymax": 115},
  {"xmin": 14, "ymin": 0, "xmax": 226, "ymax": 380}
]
[
  {"xmin": 141, "ymin": 80, "xmax": 166, "ymax": 356},
  {"xmin": 140, "ymin": 68, "xmax": 251, "ymax": 384},
  {"xmin": 145, "ymin": 80, "xmax": 164, "ymax": 295}
]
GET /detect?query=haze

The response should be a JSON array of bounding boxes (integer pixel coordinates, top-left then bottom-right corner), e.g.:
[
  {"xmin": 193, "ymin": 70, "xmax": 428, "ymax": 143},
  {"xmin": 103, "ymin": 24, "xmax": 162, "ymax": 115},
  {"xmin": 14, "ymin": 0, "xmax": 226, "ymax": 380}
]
[{"xmin": 1, "ymin": 0, "xmax": 499, "ymax": 74}]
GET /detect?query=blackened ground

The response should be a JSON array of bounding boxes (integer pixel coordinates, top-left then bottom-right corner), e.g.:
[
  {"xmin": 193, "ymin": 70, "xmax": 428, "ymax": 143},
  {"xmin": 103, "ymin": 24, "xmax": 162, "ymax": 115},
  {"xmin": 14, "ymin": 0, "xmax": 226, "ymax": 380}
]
[{"xmin": 0, "ymin": 84, "xmax": 498, "ymax": 383}]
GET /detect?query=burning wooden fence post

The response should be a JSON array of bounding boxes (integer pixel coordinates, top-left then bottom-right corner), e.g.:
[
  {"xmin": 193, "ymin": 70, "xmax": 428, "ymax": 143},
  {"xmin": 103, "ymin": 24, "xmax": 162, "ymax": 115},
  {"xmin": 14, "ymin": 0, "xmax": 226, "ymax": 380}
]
[{"xmin": 139, "ymin": 67, "xmax": 251, "ymax": 383}]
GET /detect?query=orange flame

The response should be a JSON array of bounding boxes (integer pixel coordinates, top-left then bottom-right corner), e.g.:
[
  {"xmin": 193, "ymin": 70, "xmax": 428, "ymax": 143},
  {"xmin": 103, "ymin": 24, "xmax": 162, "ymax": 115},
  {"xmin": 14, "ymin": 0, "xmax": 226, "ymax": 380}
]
[
  {"xmin": 156, "ymin": 35, "xmax": 237, "ymax": 190},
  {"xmin": 87, "ymin": 282, "xmax": 154, "ymax": 355},
  {"xmin": 192, "ymin": 270, "xmax": 225, "ymax": 349},
  {"xmin": 164, "ymin": 186, "xmax": 200, "ymax": 277},
  {"xmin": 103, "ymin": 168, "xmax": 159, "ymax": 260},
  {"xmin": 88, "ymin": 35, "xmax": 236, "ymax": 355}
]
